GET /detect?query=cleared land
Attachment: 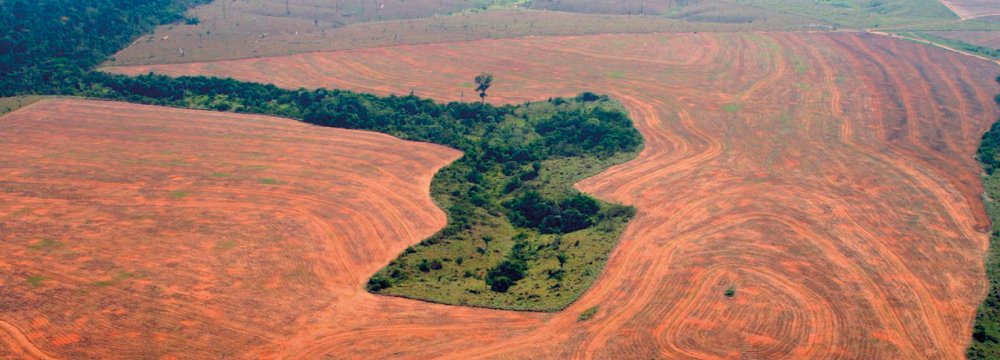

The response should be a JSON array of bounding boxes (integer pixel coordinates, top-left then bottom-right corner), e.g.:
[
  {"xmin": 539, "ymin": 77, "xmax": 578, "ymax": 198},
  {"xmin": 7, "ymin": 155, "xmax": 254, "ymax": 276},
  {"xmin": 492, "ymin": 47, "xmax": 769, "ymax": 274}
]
[
  {"xmin": 0, "ymin": 98, "xmax": 464, "ymax": 358},
  {"xmin": 107, "ymin": 0, "xmax": 1000, "ymax": 67},
  {"xmin": 101, "ymin": 32, "xmax": 1000, "ymax": 358},
  {"xmin": 940, "ymin": 0, "xmax": 1000, "ymax": 20},
  {"xmin": 107, "ymin": 5, "xmax": 821, "ymax": 66}
]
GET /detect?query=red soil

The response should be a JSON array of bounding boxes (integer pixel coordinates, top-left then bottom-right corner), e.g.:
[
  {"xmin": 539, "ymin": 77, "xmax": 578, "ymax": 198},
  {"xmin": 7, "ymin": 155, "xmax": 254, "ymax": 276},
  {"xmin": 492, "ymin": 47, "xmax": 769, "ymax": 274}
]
[
  {"xmin": 19, "ymin": 32, "xmax": 1000, "ymax": 358},
  {"xmin": 0, "ymin": 99, "xmax": 467, "ymax": 358}
]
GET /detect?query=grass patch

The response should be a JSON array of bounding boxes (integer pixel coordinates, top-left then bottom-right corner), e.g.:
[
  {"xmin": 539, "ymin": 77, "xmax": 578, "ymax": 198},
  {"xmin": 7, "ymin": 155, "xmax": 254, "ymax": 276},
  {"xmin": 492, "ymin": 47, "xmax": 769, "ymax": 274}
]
[
  {"xmin": 728, "ymin": 0, "xmax": 958, "ymax": 29},
  {"xmin": 258, "ymin": 178, "xmax": 282, "ymax": 185},
  {"xmin": 168, "ymin": 190, "xmax": 190, "ymax": 199},
  {"xmin": 723, "ymin": 103, "xmax": 742, "ymax": 113},
  {"xmin": 578, "ymin": 305, "xmax": 599, "ymax": 321},
  {"xmin": 897, "ymin": 31, "xmax": 1000, "ymax": 60},
  {"xmin": 25, "ymin": 275, "xmax": 45, "ymax": 288},
  {"xmin": 209, "ymin": 172, "xmax": 232, "ymax": 178},
  {"xmin": 93, "ymin": 270, "xmax": 141, "ymax": 287},
  {"xmin": 0, "ymin": 95, "xmax": 45, "ymax": 115},
  {"xmin": 608, "ymin": 71, "xmax": 625, "ymax": 80},
  {"xmin": 28, "ymin": 238, "xmax": 63, "ymax": 252},
  {"xmin": 215, "ymin": 239, "xmax": 238, "ymax": 251}
]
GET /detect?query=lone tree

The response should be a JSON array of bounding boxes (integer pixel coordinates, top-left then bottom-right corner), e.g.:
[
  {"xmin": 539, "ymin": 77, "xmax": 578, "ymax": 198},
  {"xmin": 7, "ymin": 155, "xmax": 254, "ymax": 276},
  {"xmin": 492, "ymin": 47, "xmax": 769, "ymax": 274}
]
[{"xmin": 475, "ymin": 72, "xmax": 493, "ymax": 103}]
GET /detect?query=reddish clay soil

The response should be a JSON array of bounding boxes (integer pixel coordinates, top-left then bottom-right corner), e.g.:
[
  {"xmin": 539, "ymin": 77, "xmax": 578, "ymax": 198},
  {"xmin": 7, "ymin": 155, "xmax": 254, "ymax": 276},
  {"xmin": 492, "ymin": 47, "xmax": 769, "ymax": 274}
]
[
  {"xmin": 0, "ymin": 99, "xmax": 468, "ymax": 358},
  {"xmin": 938, "ymin": 0, "xmax": 1000, "ymax": 19},
  {"xmin": 24, "ymin": 32, "xmax": 1000, "ymax": 358}
]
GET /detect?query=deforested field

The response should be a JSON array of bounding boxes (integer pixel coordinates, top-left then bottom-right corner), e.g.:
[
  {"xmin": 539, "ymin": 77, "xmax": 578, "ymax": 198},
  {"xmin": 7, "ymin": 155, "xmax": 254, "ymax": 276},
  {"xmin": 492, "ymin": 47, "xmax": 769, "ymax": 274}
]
[
  {"xmin": 939, "ymin": 0, "xmax": 1000, "ymax": 19},
  {"xmin": 97, "ymin": 32, "xmax": 1000, "ymax": 358},
  {"xmin": 0, "ymin": 99, "xmax": 463, "ymax": 358}
]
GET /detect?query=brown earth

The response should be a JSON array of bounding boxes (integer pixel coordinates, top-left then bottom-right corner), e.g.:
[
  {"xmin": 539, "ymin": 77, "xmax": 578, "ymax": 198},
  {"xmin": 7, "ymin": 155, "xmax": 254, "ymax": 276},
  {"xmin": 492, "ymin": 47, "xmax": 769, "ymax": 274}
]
[
  {"xmin": 107, "ymin": 7, "xmax": 821, "ymax": 67},
  {"xmin": 9, "ymin": 31, "xmax": 1000, "ymax": 358},
  {"xmin": 0, "ymin": 98, "xmax": 465, "ymax": 358},
  {"xmin": 104, "ymin": 32, "xmax": 1000, "ymax": 358},
  {"xmin": 939, "ymin": 0, "xmax": 1000, "ymax": 20}
]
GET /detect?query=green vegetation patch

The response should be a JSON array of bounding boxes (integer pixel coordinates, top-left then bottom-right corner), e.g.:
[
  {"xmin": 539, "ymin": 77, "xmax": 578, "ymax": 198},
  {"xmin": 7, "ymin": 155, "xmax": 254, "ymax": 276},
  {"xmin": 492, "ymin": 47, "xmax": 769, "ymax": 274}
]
[
  {"xmin": 0, "ymin": 0, "xmax": 210, "ymax": 96},
  {"xmin": 368, "ymin": 94, "xmax": 641, "ymax": 311},
  {"xmin": 968, "ymin": 79, "xmax": 1000, "ymax": 359},
  {"xmin": 25, "ymin": 275, "xmax": 46, "ymax": 288},
  {"xmin": 94, "ymin": 270, "xmax": 141, "ymax": 287},
  {"xmin": 578, "ymin": 305, "xmax": 599, "ymax": 321},
  {"xmin": 728, "ymin": 0, "xmax": 958, "ymax": 29},
  {"xmin": 28, "ymin": 238, "xmax": 64, "ymax": 252},
  {"xmin": 215, "ymin": 239, "xmax": 238, "ymax": 251},
  {"xmin": 897, "ymin": 31, "xmax": 1000, "ymax": 60}
]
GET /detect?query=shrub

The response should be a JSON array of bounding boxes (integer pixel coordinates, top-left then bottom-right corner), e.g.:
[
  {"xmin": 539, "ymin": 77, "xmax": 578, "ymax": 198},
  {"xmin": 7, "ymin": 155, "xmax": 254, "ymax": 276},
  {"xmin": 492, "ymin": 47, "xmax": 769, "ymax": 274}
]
[
  {"xmin": 578, "ymin": 306, "xmax": 599, "ymax": 321},
  {"xmin": 486, "ymin": 258, "xmax": 527, "ymax": 292},
  {"xmin": 367, "ymin": 276, "xmax": 391, "ymax": 291}
]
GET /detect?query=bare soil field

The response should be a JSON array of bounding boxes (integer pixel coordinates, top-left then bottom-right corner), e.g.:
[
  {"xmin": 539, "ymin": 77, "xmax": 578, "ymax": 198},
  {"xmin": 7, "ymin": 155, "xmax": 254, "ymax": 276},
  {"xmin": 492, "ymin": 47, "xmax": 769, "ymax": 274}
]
[
  {"xmin": 939, "ymin": 0, "xmax": 1000, "ymax": 20},
  {"xmin": 107, "ymin": 6, "xmax": 822, "ymax": 66},
  {"xmin": 101, "ymin": 32, "xmax": 1000, "ymax": 358},
  {"xmin": 526, "ymin": 0, "xmax": 687, "ymax": 15},
  {"xmin": 927, "ymin": 30, "xmax": 1000, "ymax": 48},
  {"xmin": 0, "ymin": 99, "xmax": 465, "ymax": 358}
]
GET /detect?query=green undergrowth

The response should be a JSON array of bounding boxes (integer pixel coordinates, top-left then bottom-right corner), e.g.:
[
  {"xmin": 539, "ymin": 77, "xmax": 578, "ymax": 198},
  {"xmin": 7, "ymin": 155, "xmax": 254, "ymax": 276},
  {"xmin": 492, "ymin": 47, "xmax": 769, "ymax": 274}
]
[
  {"xmin": 372, "ymin": 146, "xmax": 638, "ymax": 311},
  {"xmin": 366, "ymin": 96, "xmax": 641, "ymax": 311},
  {"xmin": 968, "ymin": 76, "xmax": 1000, "ymax": 359}
]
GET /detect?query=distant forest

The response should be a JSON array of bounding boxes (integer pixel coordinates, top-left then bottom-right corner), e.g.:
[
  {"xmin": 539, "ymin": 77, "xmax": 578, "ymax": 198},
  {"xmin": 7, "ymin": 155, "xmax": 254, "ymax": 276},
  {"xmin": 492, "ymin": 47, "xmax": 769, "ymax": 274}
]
[{"xmin": 0, "ymin": 0, "xmax": 209, "ymax": 96}]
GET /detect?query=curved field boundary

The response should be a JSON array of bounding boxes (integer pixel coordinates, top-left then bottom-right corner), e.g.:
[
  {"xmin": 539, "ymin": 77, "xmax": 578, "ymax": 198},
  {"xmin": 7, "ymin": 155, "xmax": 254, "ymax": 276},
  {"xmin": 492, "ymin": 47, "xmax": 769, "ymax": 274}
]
[
  {"xmin": 938, "ymin": 0, "xmax": 1000, "ymax": 20},
  {"xmin": 62, "ymin": 32, "xmax": 1000, "ymax": 358}
]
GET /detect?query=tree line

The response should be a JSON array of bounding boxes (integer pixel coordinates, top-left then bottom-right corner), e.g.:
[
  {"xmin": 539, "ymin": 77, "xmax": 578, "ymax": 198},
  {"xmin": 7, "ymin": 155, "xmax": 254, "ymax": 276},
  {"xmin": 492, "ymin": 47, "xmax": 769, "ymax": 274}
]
[{"xmin": 969, "ymin": 76, "xmax": 1000, "ymax": 359}]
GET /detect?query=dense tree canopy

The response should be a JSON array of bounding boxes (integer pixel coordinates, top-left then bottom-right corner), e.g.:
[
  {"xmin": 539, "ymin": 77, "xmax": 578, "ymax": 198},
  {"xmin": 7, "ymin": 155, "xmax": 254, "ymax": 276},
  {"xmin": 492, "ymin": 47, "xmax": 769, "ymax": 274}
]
[{"xmin": 0, "ymin": 0, "xmax": 208, "ymax": 96}]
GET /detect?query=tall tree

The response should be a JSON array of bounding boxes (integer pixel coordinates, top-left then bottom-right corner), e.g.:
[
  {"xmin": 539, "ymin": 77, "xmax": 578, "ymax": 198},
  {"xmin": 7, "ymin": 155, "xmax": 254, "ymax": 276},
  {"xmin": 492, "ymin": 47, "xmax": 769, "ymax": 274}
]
[{"xmin": 475, "ymin": 72, "xmax": 493, "ymax": 104}]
